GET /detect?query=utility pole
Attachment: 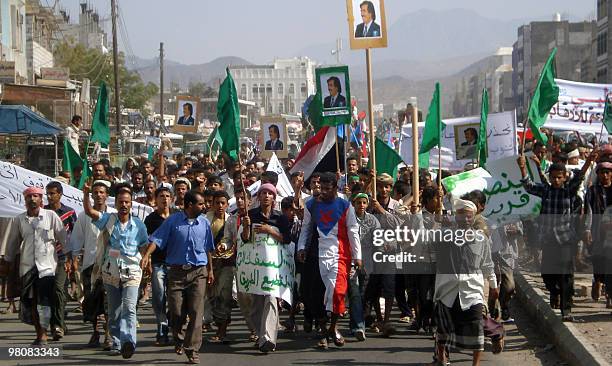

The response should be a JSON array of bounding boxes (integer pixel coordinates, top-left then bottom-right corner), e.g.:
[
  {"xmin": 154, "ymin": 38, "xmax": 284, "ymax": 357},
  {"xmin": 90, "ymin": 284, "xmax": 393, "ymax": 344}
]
[
  {"xmin": 331, "ymin": 38, "xmax": 342, "ymax": 64},
  {"xmin": 160, "ymin": 42, "xmax": 164, "ymax": 128},
  {"xmin": 111, "ymin": 0, "xmax": 121, "ymax": 134}
]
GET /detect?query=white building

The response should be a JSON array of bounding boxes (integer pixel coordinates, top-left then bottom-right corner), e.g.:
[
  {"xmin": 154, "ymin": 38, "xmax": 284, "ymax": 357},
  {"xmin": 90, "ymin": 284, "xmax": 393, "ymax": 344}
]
[
  {"xmin": 229, "ymin": 57, "xmax": 317, "ymax": 116},
  {"xmin": 0, "ymin": 0, "xmax": 28, "ymax": 84}
]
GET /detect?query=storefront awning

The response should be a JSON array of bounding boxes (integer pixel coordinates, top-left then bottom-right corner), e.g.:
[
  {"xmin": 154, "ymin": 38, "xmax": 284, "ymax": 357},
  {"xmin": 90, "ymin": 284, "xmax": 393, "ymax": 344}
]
[{"xmin": 0, "ymin": 105, "xmax": 63, "ymax": 136}]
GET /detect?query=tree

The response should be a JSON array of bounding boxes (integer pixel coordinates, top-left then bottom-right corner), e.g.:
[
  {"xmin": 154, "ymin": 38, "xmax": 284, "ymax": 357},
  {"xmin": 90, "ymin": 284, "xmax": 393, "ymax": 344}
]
[
  {"xmin": 53, "ymin": 42, "xmax": 158, "ymax": 115},
  {"xmin": 188, "ymin": 81, "xmax": 218, "ymax": 98}
]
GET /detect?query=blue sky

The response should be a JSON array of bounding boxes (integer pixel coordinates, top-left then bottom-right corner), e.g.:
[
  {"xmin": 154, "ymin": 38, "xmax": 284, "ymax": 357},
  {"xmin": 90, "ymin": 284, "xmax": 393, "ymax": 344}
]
[{"xmin": 59, "ymin": 0, "xmax": 593, "ymax": 64}]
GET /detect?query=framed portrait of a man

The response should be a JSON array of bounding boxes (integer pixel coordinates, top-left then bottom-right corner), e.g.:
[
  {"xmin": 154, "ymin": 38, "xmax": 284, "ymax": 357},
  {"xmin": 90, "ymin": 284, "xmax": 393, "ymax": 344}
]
[
  {"xmin": 174, "ymin": 96, "xmax": 199, "ymax": 133},
  {"xmin": 347, "ymin": 0, "xmax": 388, "ymax": 49},
  {"xmin": 315, "ymin": 66, "xmax": 352, "ymax": 126},
  {"xmin": 454, "ymin": 123, "xmax": 482, "ymax": 161},
  {"xmin": 260, "ymin": 117, "xmax": 289, "ymax": 159}
]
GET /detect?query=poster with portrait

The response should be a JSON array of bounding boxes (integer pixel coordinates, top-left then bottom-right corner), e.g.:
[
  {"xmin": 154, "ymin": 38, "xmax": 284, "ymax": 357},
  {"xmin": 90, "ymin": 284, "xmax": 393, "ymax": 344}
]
[
  {"xmin": 346, "ymin": 0, "xmax": 388, "ymax": 49},
  {"xmin": 454, "ymin": 123, "xmax": 481, "ymax": 161},
  {"xmin": 315, "ymin": 66, "xmax": 351, "ymax": 126},
  {"xmin": 259, "ymin": 117, "xmax": 289, "ymax": 159},
  {"xmin": 173, "ymin": 96, "xmax": 199, "ymax": 133}
]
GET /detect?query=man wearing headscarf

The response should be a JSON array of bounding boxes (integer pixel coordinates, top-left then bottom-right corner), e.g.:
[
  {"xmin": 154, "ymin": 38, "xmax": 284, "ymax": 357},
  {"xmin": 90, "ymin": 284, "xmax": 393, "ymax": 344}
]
[
  {"xmin": 4, "ymin": 187, "xmax": 67, "ymax": 345},
  {"xmin": 431, "ymin": 198, "xmax": 498, "ymax": 366}
]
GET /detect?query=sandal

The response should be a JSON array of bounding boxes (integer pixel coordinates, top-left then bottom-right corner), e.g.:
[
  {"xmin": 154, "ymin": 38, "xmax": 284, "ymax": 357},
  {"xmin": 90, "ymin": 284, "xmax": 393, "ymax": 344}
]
[
  {"xmin": 249, "ymin": 332, "xmax": 258, "ymax": 343},
  {"xmin": 317, "ymin": 335, "xmax": 328, "ymax": 349},
  {"xmin": 492, "ymin": 336, "xmax": 504, "ymax": 354},
  {"xmin": 175, "ymin": 342, "xmax": 184, "ymax": 355},
  {"xmin": 186, "ymin": 350, "xmax": 200, "ymax": 364},
  {"xmin": 330, "ymin": 330, "xmax": 345, "ymax": 347},
  {"xmin": 208, "ymin": 335, "xmax": 225, "ymax": 343},
  {"xmin": 31, "ymin": 338, "xmax": 48, "ymax": 346}
]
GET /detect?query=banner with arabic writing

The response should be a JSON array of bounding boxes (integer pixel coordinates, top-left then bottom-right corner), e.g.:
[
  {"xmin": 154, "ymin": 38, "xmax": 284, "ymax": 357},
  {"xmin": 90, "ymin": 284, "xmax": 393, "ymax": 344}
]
[
  {"xmin": 236, "ymin": 230, "xmax": 295, "ymax": 304},
  {"xmin": 442, "ymin": 155, "xmax": 542, "ymax": 226},
  {"xmin": 400, "ymin": 111, "xmax": 517, "ymax": 171},
  {"xmin": 547, "ymin": 79, "xmax": 611, "ymax": 135},
  {"xmin": 0, "ymin": 160, "xmax": 153, "ymax": 220}
]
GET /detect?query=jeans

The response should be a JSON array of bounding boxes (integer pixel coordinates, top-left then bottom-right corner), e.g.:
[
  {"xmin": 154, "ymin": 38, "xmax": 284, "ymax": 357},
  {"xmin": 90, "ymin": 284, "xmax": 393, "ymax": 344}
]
[
  {"xmin": 104, "ymin": 283, "xmax": 139, "ymax": 351},
  {"xmin": 151, "ymin": 264, "xmax": 168, "ymax": 338},
  {"xmin": 348, "ymin": 270, "xmax": 365, "ymax": 333}
]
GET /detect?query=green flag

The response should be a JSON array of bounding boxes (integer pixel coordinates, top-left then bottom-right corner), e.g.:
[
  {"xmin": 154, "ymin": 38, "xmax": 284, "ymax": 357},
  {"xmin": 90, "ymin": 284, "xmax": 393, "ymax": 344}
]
[
  {"xmin": 527, "ymin": 48, "xmax": 559, "ymax": 145},
  {"xmin": 419, "ymin": 151, "xmax": 430, "ymax": 169},
  {"xmin": 62, "ymin": 141, "xmax": 83, "ymax": 186},
  {"xmin": 603, "ymin": 95, "xmax": 612, "ymax": 134},
  {"xmin": 374, "ymin": 137, "xmax": 404, "ymax": 179},
  {"xmin": 308, "ymin": 91, "xmax": 324, "ymax": 132},
  {"xmin": 206, "ymin": 125, "xmax": 223, "ymax": 155},
  {"xmin": 478, "ymin": 88, "xmax": 489, "ymax": 167},
  {"xmin": 419, "ymin": 83, "xmax": 446, "ymax": 154},
  {"xmin": 77, "ymin": 158, "xmax": 92, "ymax": 190},
  {"xmin": 91, "ymin": 81, "xmax": 110, "ymax": 147},
  {"xmin": 217, "ymin": 68, "xmax": 240, "ymax": 161}
]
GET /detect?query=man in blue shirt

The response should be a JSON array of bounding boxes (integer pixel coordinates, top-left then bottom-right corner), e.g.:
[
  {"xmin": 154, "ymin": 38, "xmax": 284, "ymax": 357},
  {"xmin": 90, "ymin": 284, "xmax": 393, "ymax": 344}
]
[
  {"xmin": 83, "ymin": 182, "xmax": 149, "ymax": 359},
  {"xmin": 141, "ymin": 190, "xmax": 215, "ymax": 365}
]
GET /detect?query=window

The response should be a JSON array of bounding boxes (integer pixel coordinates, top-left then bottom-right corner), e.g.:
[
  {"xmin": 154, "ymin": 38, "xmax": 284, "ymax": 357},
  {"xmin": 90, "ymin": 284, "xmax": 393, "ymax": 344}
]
[
  {"xmin": 290, "ymin": 102, "xmax": 295, "ymax": 113},
  {"xmin": 598, "ymin": 0, "xmax": 608, "ymax": 20},
  {"xmin": 11, "ymin": 5, "xmax": 23, "ymax": 51},
  {"xmin": 278, "ymin": 83, "xmax": 284, "ymax": 95},
  {"xmin": 301, "ymin": 82, "xmax": 307, "ymax": 97},
  {"xmin": 598, "ymin": 32, "xmax": 608, "ymax": 57},
  {"xmin": 240, "ymin": 84, "xmax": 247, "ymax": 99},
  {"xmin": 598, "ymin": 67, "xmax": 608, "ymax": 83},
  {"xmin": 252, "ymin": 84, "xmax": 259, "ymax": 98},
  {"xmin": 266, "ymin": 84, "xmax": 272, "ymax": 96},
  {"xmin": 278, "ymin": 103, "xmax": 284, "ymax": 114},
  {"xmin": 289, "ymin": 83, "xmax": 295, "ymax": 95}
]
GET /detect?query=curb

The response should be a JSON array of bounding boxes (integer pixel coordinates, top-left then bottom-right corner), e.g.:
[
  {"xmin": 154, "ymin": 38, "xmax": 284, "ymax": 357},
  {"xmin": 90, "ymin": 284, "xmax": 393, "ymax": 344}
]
[{"xmin": 514, "ymin": 271, "xmax": 611, "ymax": 366}]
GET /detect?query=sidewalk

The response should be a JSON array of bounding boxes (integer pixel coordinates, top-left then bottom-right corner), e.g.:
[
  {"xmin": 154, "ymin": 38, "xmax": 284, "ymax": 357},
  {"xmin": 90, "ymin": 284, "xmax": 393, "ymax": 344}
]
[{"xmin": 516, "ymin": 270, "xmax": 612, "ymax": 366}]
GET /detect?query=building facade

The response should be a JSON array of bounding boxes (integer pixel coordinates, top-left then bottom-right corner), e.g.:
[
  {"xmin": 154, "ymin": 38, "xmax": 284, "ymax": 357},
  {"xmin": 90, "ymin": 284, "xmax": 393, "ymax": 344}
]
[
  {"xmin": 54, "ymin": 2, "xmax": 108, "ymax": 52},
  {"xmin": 593, "ymin": 0, "xmax": 611, "ymax": 83},
  {"xmin": 25, "ymin": 0, "xmax": 55, "ymax": 84},
  {"xmin": 451, "ymin": 47, "xmax": 514, "ymax": 118},
  {"xmin": 0, "ymin": 0, "xmax": 28, "ymax": 84},
  {"xmin": 512, "ymin": 18, "xmax": 595, "ymax": 122},
  {"xmin": 229, "ymin": 57, "xmax": 317, "ymax": 116}
]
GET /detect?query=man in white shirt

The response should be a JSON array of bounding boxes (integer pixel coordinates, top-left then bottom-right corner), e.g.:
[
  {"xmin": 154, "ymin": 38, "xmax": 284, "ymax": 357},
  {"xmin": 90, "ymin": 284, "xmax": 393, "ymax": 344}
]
[
  {"xmin": 65, "ymin": 115, "xmax": 83, "ymax": 155},
  {"xmin": 4, "ymin": 187, "xmax": 67, "ymax": 345},
  {"xmin": 71, "ymin": 180, "xmax": 116, "ymax": 349},
  {"xmin": 430, "ymin": 199, "xmax": 498, "ymax": 366}
]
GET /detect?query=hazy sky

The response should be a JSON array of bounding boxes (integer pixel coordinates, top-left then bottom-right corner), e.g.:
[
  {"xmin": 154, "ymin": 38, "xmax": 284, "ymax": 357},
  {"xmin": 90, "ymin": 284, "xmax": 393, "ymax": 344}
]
[{"xmin": 59, "ymin": 0, "xmax": 593, "ymax": 64}]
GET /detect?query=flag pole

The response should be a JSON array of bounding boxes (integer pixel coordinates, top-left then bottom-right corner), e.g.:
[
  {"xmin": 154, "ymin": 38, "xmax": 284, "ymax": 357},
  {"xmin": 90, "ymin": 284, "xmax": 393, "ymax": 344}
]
[
  {"xmin": 366, "ymin": 48, "xmax": 377, "ymax": 196},
  {"xmin": 335, "ymin": 126, "xmax": 341, "ymax": 174},
  {"xmin": 411, "ymin": 106, "xmax": 420, "ymax": 208},
  {"xmin": 437, "ymin": 87, "xmax": 442, "ymax": 215}
]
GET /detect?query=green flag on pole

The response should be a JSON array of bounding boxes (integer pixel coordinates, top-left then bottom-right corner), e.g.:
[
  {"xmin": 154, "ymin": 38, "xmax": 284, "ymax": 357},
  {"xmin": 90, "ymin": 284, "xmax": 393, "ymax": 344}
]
[
  {"xmin": 419, "ymin": 151, "xmax": 430, "ymax": 169},
  {"xmin": 373, "ymin": 137, "xmax": 404, "ymax": 179},
  {"xmin": 527, "ymin": 48, "xmax": 559, "ymax": 145},
  {"xmin": 308, "ymin": 90, "xmax": 324, "ymax": 132},
  {"xmin": 77, "ymin": 158, "xmax": 92, "ymax": 190},
  {"xmin": 478, "ymin": 88, "xmax": 489, "ymax": 167},
  {"xmin": 419, "ymin": 83, "xmax": 445, "ymax": 155},
  {"xmin": 217, "ymin": 68, "xmax": 240, "ymax": 161},
  {"xmin": 603, "ymin": 95, "xmax": 612, "ymax": 135},
  {"xmin": 206, "ymin": 125, "xmax": 223, "ymax": 155},
  {"xmin": 62, "ymin": 141, "xmax": 83, "ymax": 186},
  {"xmin": 91, "ymin": 81, "xmax": 110, "ymax": 147}
]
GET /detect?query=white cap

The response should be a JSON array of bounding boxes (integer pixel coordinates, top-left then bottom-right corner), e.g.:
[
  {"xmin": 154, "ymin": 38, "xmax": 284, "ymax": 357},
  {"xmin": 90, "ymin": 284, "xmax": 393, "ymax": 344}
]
[
  {"xmin": 567, "ymin": 149, "xmax": 579, "ymax": 159},
  {"xmin": 453, "ymin": 198, "xmax": 477, "ymax": 212}
]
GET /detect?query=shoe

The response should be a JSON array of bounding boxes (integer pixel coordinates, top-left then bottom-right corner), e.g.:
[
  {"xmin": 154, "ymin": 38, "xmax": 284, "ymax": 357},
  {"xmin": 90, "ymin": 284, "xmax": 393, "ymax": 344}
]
[
  {"xmin": 87, "ymin": 331, "xmax": 100, "ymax": 348},
  {"xmin": 31, "ymin": 338, "xmax": 48, "ymax": 346},
  {"xmin": 109, "ymin": 349, "xmax": 121, "ymax": 356},
  {"xmin": 329, "ymin": 330, "xmax": 345, "ymax": 347},
  {"xmin": 317, "ymin": 335, "xmax": 328, "ymax": 349},
  {"xmin": 398, "ymin": 315, "xmax": 411, "ymax": 323},
  {"xmin": 186, "ymin": 349, "xmax": 200, "ymax": 364},
  {"xmin": 175, "ymin": 342, "xmax": 184, "ymax": 355},
  {"xmin": 492, "ymin": 336, "xmax": 504, "ymax": 354},
  {"xmin": 259, "ymin": 340, "xmax": 275, "ymax": 354},
  {"xmin": 562, "ymin": 314, "xmax": 584, "ymax": 323},
  {"xmin": 355, "ymin": 329, "xmax": 366, "ymax": 341},
  {"xmin": 282, "ymin": 318, "xmax": 296, "ymax": 333},
  {"xmin": 121, "ymin": 341, "xmax": 135, "ymax": 359},
  {"xmin": 52, "ymin": 327, "xmax": 64, "ymax": 341}
]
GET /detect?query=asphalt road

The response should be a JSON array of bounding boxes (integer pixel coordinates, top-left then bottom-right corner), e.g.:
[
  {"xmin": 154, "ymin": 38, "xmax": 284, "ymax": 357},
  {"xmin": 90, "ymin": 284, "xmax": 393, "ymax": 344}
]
[{"xmin": 0, "ymin": 299, "xmax": 565, "ymax": 366}]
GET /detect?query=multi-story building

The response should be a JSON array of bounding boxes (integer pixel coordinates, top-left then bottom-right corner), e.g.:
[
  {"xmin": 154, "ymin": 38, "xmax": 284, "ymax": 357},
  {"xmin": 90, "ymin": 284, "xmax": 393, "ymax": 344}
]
[
  {"xmin": 0, "ymin": 0, "xmax": 28, "ymax": 84},
  {"xmin": 451, "ymin": 47, "xmax": 514, "ymax": 118},
  {"xmin": 25, "ymin": 0, "xmax": 55, "ymax": 84},
  {"xmin": 54, "ymin": 2, "xmax": 108, "ymax": 52},
  {"xmin": 593, "ymin": 0, "xmax": 611, "ymax": 83},
  {"xmin": 512, "ymin": 16, "xmax": 595, "ymax": 121},
  {"xmin": 229, "ymin": 57, "xmax": 317, "ymax": 116}
]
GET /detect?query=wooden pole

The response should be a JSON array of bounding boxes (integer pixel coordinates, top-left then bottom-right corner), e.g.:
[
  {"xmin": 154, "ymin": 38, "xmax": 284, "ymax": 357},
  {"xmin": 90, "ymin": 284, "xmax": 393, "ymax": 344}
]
[
  {"xmin": 335, "ymin": 126, "xmax": 341, "ymax": 173},
  {"xmin": 411, "ymin": 106, "xmax": 419, "ymax": 207},
  {"xmin": 366, "ymin": 49, "xmax": 377, "ymax": 196},
  {"xmin": 160, "ymin": 42, "xmax": 164, "ymax": 127},
  {"xmin": 111, "ymin": 0, "xmax": 121, "ymax": 135}
]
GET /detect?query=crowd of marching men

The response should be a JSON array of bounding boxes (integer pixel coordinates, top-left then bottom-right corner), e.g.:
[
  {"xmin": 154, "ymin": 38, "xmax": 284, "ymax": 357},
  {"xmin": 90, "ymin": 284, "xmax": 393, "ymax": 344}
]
[{"xmin": 0, "ymin": 128, "xmax": 611, "ymax": 366}]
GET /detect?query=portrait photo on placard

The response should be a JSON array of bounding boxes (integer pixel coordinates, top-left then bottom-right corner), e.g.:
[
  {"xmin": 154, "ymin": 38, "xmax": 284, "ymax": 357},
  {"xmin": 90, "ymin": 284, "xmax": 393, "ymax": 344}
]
[
  {"xmin": 353, "ymin": 0, "xmax": 382, "ymax": 39},
  {"xmin": 260, "ymin": 118, "xmax": 289, "ymax": 159},
  {"xmin": 454, "ymin": 123, "xmax": 480, "ymax": 160},
  {"xmin": 173, "ymin": 96, "xmax": 199, "ymax": 133},
  {"xmin": 320, "ymin": 73, "xmax": 348, "ymax": 112},
  {"xmin": 347, "ymin": 0, "xmax": 387, "ymax": 49}
]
